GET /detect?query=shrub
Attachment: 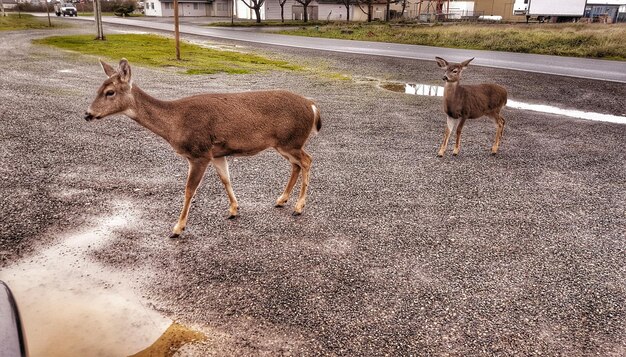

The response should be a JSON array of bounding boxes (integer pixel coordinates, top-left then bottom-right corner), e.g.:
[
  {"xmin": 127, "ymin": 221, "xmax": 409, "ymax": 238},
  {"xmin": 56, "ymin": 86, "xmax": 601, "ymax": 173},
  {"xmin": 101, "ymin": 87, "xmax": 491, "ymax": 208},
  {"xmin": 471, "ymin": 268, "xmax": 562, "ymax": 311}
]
[{"xmin": 113, "ymin": 2, "xmax": 135, "ymax": 16}]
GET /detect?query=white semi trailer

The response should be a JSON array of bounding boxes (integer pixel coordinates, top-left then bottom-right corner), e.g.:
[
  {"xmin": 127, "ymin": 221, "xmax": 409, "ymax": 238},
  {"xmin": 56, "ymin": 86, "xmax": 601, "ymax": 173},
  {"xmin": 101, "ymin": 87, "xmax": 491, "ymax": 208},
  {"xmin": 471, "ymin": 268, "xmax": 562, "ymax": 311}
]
[{"xmin": 513, "ymin": 0, "xmax": 587, "ymax": 22}]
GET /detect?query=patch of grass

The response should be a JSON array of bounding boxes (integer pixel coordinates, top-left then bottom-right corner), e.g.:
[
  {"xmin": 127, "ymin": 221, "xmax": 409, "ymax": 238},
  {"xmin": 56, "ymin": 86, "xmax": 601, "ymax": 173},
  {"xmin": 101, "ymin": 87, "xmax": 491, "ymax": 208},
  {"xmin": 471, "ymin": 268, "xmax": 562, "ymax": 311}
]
[
  {"xmin": 78, "ymin": 12, "xmax": 116, "ymax": 17},
  {"xmin": 77, "ymin": 12, "xmax": 142, "ymax": 17},
  {"xmin": 33, "ymin": 33, "xmax": 300, "ymax": 74},
  {"xmin": 210, "ymin": 20, "xmax": 328, "ymax": 27},
  {"xmin": 0, "ymin": 13, "xmax": 58, "ymax": 30},
  {"xmin": 278, "ymin": 22, "xmax": 626, "ymax": 60}
]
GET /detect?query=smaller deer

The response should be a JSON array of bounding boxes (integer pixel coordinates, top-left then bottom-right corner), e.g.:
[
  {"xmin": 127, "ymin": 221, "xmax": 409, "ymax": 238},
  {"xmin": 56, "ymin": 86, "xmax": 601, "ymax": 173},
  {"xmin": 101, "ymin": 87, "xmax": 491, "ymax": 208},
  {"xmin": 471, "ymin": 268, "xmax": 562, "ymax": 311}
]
[
  {"xmin": 435, "ymin": 57, "xmax": 507, "ymax": 156},
  {"xmin": 85, "ymin": 59, "xmax": 321, "ymax": 238}
]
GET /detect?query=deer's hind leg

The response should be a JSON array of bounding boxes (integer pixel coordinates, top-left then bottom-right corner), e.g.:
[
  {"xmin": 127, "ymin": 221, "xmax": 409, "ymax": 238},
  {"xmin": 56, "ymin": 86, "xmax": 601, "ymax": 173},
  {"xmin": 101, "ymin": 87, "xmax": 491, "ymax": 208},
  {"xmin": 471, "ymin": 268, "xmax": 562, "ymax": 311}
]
[
  {"xmin": 490, "ymin": 111, "xmax": 506, "ymax": 155},
  {"xmin": 275, "ymin": 160, "xmax": 301, "ymax": 208},
  {"xmin": 276, "ymin": 147, "xmax": 311, "ymax": 216},
  {"xmin": 212, "ymin": 156, "xmax": 239, "ymax": 219}
]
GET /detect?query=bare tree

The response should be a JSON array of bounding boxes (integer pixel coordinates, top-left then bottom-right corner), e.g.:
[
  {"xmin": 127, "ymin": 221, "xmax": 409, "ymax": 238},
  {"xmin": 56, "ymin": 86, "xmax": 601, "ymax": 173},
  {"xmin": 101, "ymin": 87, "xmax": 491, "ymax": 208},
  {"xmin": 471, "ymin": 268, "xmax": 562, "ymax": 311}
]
[
  {"xmin": 279, "ymin": 0, "xmax": 287, "ymax": 22},
  {"xmin": 45, "ymin": 0, "xmax": 52, "ymax": 26},
  {"xmin": 399, "ymin": 0, "xmax": 407, "ymax": 18},
  {"xmin": 355, "ymin": 0, "xmax": 374, "ymax": 22},
  {"xmin": 339, "ymin": 0, "xmax": 352, "ymax": 21},
  {"xmin": 385, "ymin": 0, "xmax": 404, "ymax": 21},
  {"xmin": 241, "ymin": 0, "xmax": 265, "ymax": 23},
  {"xmin": 294, "ymin": 0, "xmax": 313, "ymax": 22},
  {"xmin": 385, "ymin": 0, "xmax": 391, "ymax": 21}
]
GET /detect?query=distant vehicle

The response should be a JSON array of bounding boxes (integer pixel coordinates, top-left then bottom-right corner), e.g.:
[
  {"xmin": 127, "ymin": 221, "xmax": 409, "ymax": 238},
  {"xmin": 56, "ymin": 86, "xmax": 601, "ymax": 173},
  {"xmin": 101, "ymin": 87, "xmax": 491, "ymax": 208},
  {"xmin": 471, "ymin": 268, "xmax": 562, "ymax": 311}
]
[
  {"xmin": 54, "ymin": 2, "xmax": 78, "ymax": 17},
  {"xmin": 513, "ymin": 0, "xmax": 586, "ymax": 22}
]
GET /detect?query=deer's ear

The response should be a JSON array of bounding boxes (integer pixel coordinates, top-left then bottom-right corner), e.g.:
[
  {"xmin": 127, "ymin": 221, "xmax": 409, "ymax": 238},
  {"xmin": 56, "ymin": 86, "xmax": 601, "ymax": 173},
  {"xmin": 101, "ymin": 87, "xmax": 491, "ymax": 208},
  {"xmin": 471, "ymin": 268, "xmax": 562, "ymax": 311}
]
[
  {"xmin": 100, "ymin": 59, "xmax": 116, "ymax": 77},
  {"xmin": 435, "ymin": 57, "xmax": 448, "ymax": 69},
  {"xmin": 461, "ymin": 57, "xmax": 474, "ymax": 68},
  {"xmin": 117, "ymin": 58, "xmax": 132, "ymax": 83}
]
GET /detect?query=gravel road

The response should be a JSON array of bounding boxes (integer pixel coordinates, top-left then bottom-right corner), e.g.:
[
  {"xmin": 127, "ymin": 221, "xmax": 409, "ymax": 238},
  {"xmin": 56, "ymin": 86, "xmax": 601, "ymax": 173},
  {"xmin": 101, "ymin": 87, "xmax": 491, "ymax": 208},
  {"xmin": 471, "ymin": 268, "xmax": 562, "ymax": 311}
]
[{"xmin": 1, "ymin": 23, "xmax": 625, "ymax": 356}]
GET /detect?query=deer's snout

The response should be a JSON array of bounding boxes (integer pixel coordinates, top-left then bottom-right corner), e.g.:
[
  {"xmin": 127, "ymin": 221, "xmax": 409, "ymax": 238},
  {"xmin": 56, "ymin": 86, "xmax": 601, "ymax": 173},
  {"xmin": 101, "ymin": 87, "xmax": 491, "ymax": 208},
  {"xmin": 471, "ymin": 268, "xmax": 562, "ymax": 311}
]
[
  {"xmin": 442, "ymin": 75, "xmax": 449, "ymax": 82},
  {"xmin": 84, "ymin": 112, "xmax": 95, "ymax": 121}
]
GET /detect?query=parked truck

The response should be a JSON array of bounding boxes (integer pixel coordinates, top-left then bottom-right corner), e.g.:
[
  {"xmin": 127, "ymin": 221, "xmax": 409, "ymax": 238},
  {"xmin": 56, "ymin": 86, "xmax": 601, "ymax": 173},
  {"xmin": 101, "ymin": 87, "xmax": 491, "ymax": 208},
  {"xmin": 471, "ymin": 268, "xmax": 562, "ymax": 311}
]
[
  {"xmin": 513, "ymin": 0, "xmax": 586, "ymax": 22},
  {"xmin": 54, "ymin": 2, "xmax": 78, "ymax": 17}
]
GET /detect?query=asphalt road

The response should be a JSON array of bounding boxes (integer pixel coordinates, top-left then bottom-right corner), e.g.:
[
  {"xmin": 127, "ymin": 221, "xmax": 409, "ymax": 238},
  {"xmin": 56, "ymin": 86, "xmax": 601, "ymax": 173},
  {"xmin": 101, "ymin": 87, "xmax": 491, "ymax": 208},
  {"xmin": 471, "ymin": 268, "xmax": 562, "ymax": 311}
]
[
  {"xmin": 1, "ymin": 23, "xmax": 625, "ymax": 356},
  {"xmin": 58, "ymin": 15, "xmax": 626, "ymax": 83}
]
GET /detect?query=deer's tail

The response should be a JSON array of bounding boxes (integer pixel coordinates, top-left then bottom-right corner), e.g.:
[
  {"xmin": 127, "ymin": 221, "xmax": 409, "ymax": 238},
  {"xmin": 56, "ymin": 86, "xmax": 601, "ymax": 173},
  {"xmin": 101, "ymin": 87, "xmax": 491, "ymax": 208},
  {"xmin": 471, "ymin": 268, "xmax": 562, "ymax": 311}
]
[{"xmin": 312, "ymin": 104, "xmax": 321, "ymax": 133}]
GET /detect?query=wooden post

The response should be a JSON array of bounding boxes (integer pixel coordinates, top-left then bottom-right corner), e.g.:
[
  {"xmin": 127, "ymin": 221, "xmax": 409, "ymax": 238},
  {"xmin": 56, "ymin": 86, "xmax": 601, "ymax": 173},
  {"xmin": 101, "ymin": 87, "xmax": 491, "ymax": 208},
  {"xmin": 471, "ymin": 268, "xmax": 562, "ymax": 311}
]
[{"xmin": 174, "ymin": 0, "xmax": 180, "ymax": 60}]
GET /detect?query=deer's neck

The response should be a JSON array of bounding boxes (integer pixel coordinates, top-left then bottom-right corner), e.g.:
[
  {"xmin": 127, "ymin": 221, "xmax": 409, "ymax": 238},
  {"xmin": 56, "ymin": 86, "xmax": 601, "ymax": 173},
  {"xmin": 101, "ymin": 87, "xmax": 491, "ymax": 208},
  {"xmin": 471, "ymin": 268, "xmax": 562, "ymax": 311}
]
[
  {"xmin": 443, "ymin": 80, "xmax": 461, "ymax": 98},
  {"xmin": 442, "ymin": 81, "xmax": 464, "ymax": 119},
  {"xmin": 126, "ymin": 85, "xmax": 176, "ymax": 142}
]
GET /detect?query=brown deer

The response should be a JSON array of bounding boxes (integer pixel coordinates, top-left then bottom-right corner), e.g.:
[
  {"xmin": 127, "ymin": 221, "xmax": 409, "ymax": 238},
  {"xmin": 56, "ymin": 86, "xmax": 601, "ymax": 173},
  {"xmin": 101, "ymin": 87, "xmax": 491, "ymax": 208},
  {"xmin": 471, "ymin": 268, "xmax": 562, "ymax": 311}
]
[
  {"xmin": 84, "ymin": 59, "xmax": 321, "ymax": 238},
  {"xmin": 435, "ymin": 57, "xmax": 507, "ymax": 156}
]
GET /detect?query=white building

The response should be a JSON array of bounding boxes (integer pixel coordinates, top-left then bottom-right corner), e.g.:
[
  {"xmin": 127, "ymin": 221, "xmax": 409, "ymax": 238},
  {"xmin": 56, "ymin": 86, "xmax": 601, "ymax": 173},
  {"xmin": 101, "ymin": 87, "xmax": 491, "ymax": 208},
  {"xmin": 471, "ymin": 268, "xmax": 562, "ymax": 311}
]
[
  {"xmin": 585, "ymin": 0, "xmax": 626, "ymax": 22},
  {"xmin": 144, "ymin": 0, "xmax": 230, "ymax": 17},
  {"xmin": 235, "ymin": 0, "xmax": 324, "ymax": 21},
  {"xmin": 143, "ymin": 0, "xmax": 478, "ymax": 21}
]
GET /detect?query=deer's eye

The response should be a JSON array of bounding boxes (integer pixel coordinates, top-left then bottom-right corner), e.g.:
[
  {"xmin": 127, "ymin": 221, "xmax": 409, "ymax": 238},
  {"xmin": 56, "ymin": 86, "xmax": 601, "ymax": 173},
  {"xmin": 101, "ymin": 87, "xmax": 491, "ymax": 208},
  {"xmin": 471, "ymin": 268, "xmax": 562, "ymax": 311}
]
[
  {"xmin": 105, "ymin": 90, "xmax": 115, "ymax": 97},
  {"xmin": 452, "ymin": 69, "xmax": 458, "ymax": 73}
]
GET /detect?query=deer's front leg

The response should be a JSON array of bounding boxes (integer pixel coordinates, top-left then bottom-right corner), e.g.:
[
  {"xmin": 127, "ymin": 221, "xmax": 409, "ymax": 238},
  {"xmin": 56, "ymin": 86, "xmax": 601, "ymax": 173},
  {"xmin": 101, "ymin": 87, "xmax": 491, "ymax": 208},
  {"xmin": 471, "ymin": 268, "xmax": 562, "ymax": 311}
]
[
  {"xmin": 437, "ymin": 126, "xmax": 450, "ymax": 157},
  {"xmin": 453, "ymin": 118, "xmax": 466, "ymax": 156},
  {"xmin": 171, "ymin": 158, "xmax": 210, "ymax": 238},
  {"xmin": 438, "ymin": 117, "xmax": 458, "ymax": 157}
]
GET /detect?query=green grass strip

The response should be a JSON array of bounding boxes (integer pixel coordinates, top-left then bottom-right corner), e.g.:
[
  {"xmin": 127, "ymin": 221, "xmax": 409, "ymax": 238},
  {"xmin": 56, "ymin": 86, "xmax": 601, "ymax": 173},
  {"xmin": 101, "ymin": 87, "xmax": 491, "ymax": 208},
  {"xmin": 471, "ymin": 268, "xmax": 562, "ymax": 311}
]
[
  {"xmin": 33, "ymin": 33, "xmax": 300, "ymax": 74},
  {"xmin": 0, "ymin": 13, "xmax": 58, "ymax": 31},
  {"xmin": 210, "ymin": 20, "xmax": 328, "ymax": 27},
  {"xmin": 279, "ymin": 23, "xmax": 626, "ymax": 61}
]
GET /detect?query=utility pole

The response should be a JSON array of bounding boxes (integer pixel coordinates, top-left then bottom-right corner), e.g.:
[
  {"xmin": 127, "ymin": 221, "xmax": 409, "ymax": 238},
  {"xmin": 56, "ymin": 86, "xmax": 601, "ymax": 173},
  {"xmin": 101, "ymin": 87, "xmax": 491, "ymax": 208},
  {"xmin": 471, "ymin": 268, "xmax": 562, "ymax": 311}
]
[
  {"xmin": 94, "ymin": 0, "xmax": 105, "ymax": 40},
  {"xmin": 174, "ymin": 0, "xmax": 180, "ymax": 59}
]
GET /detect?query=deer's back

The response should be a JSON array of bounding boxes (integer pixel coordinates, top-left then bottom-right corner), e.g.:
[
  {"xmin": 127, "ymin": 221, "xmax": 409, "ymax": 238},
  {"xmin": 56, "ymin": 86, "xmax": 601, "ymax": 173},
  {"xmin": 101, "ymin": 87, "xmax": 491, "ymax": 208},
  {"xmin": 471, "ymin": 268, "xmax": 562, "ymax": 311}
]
[
  {"xmin": 169, "ymin": 90, "xmax": 316, "ymax": 158},
  {"xmin": 445, "ymin": 84, "xmax": 507, "ymax": 119}
]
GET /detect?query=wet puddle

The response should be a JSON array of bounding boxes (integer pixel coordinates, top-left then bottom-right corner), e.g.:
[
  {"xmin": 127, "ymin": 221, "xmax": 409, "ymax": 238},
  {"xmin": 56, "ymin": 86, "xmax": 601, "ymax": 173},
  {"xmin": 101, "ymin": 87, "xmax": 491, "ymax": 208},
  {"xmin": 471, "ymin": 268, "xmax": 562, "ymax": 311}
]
[
  {"xmin": 505, "ymin": 99, "xmax": 626, "ymax": 124},
  {"xmin": 381, "ymin": 82, "xmax": 444, "ymax": 97},
  {"xmin": 381, "ymin": 82, "xmax": 626, "ymax": 124},
  {"xmin": 0, "ymin": 200, "xmax": 205, "ymax": 356}
]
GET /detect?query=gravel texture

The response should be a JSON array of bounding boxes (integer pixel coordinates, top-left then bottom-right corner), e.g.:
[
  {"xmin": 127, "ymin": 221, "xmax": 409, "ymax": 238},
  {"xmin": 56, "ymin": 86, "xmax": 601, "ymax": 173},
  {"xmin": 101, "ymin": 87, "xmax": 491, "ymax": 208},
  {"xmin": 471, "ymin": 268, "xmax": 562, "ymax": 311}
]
[{"xmin": 1, "ymin": 24, "xmax": 625, "ymax": 356}]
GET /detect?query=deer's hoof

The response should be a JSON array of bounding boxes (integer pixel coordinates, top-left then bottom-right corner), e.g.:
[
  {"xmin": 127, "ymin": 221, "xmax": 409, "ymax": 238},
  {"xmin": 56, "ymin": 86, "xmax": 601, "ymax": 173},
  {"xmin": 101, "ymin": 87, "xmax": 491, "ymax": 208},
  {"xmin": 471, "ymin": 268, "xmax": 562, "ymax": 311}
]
[
  {"xmin": 227, "ymin": 214, "xmax": 238, "ymax": 220},
  {"xmin": 292, "ymin": 211, "xmax": 302, "ymax": 217},
  {"xmin": 171, "ymin": 225, "xmax": 185, "ymax": 238},
  {"xmin": 275, "ymin": 196, "xmax": 289, "ymax": 207}
]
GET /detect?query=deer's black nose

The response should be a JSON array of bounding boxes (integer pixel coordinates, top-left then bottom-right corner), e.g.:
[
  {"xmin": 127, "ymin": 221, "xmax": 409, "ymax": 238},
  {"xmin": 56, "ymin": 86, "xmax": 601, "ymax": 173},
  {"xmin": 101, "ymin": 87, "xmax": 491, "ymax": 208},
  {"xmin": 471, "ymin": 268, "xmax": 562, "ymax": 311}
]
[
  {"xmin": 442, "ymin": 76, "xmax": 449, "ymax": 82},
  {"xmin": 84, "ymin": 112, "xmax": 94, "ymax": 121}
]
